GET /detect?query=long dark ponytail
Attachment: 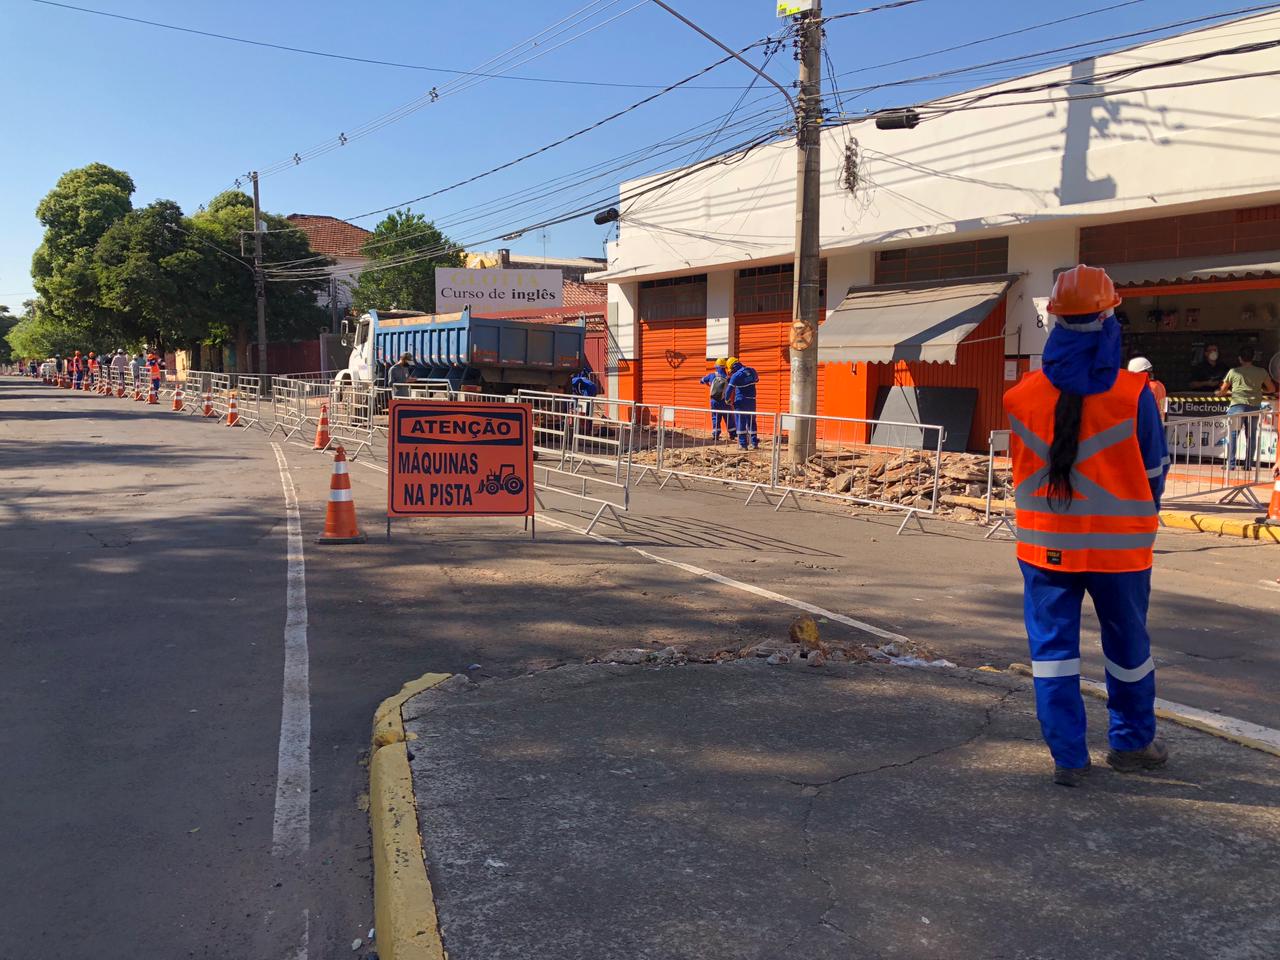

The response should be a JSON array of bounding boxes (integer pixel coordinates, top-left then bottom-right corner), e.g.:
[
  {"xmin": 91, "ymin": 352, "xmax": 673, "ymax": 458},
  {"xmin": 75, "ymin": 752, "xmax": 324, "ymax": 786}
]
[{"xmin": 1046, "ymin": 391, "xmax": 1084, "ymax": 509}]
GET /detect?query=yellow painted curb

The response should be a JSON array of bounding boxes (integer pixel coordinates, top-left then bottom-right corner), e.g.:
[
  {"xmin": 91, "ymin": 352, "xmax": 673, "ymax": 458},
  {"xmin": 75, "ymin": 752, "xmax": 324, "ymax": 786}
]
[
  {"xmin": 1008, "ymin": 663, "xmax": 1280, "ymax": 758},
  {"xmin": 1160, "ymin": 511, "xmax": 1280, "ymax": 543},
  {"xmin": 370, "ymin": 672, "xmax": 452, "ymax": 960}
]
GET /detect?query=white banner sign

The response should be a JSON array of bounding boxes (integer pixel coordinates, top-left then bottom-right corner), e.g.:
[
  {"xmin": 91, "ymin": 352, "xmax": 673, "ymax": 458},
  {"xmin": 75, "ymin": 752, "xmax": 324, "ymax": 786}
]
[
  {"xmin": 435, "ymin": 268, "xmax": 563, "ymax": 312},
  {"xmin": 777, "ymin": 1, "xmax": 815, "ymax": 14}
]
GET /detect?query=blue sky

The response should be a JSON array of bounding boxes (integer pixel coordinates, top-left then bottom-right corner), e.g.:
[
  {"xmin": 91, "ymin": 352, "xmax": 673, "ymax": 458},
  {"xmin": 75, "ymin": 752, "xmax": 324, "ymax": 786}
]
[{"xmin": 0, "ymin": 0, "xmax": 1269, "ymax": 306}]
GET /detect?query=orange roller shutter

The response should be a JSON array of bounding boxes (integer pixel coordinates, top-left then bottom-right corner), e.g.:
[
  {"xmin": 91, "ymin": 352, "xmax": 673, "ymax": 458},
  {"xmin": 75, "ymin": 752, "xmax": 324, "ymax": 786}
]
[
  {"xmin": 639, "ymin": 317, "xmax": 707, "ymax": 410},
  {"xmin": 735, "ymin": 313, "xmax": 790, "ymax": 413}
]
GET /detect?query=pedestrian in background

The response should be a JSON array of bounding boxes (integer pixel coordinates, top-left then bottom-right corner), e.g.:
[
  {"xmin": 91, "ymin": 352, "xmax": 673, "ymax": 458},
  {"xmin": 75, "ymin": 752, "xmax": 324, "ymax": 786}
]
[
  {"xmin": 726, "ymin": 357, "xmax": 760, "ymax": 450},
  {"xmin": 699, "ymin": 358, "xmax": 736, "ymax": 443},
  {"xmin": 1003, "ymin": 265, "xmax": 1170, "ymax": 788},
  {"xmin": 72, "ymin": 350, "xmax": 84, "ymax": 389},
  {"xmin": 130, "ymin": 353, "xmax": 143, "ymax": 388},
  {"xmin": 387, "ymin": 352, "xmax": 415, "ymax": 398},
  {"xmin": 110, "ymin": 349, "xmax": 127, "ymax": 390},
  {"xmin": 1127, "ymin": 357, "xmax": 1167, "ymax": 421},
  {"xmin": 1218, "ymin": 347, "xmax": 1277, "ymax": 471}
]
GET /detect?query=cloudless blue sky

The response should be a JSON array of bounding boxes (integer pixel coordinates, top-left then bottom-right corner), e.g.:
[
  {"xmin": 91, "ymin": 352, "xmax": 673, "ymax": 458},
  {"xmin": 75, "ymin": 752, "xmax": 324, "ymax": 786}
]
[{"xmin": 0, "ymin": 0, "xmax": 1269, "ymax": 305}]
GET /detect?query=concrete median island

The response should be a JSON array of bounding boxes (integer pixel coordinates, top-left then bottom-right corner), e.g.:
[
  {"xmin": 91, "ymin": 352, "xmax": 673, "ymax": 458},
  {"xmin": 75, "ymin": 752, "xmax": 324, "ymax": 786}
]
[{"xmin": 397, "ymin": 660, "xmax": 1280, "ymax": 960}]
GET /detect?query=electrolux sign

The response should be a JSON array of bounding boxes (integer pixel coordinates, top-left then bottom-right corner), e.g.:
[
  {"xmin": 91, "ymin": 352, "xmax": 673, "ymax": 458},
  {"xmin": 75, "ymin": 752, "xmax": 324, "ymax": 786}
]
[
  {"xmin": 435, "ymin": 267, "xmax": 564, "ymax": 312},
  {"xmin": 387, "ymin": 400, "xmax": 534, "ymax": 518}
]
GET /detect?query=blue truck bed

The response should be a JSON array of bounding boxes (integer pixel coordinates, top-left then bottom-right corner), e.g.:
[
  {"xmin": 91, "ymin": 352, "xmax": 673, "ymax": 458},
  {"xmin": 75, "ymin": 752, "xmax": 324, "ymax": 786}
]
[{"xmin": 371, "ymin": 307, "xmax": 586, "ymax": 390}]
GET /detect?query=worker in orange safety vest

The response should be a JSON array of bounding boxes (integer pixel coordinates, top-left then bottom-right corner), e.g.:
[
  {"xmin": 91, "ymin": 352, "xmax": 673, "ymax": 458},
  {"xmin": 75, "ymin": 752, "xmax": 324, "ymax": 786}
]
[
  {"xmin": 1003, "ymin": 265, "xmax": 1171, "ymax": 787},
  {"xmin": 146, "ymin": 352, "xmax": 164, "ymax": 395}
]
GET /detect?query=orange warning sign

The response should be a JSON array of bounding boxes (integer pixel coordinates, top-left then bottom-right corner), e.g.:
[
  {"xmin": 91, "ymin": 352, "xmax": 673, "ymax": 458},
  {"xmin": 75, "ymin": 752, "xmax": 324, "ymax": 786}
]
[{"xmin": 387, "ymin": 400, "xmax": 534, "ymax": 517}]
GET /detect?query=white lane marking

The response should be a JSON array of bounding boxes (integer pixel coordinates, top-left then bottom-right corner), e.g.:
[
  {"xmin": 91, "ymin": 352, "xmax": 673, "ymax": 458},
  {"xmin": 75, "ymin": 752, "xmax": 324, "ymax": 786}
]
[
  {"xmin": 270, "ymin": 443, "xmax": 311, "ymax": 859},
  {"xmin": 1082, "ymin": 677, "xmax": 1280, "ymax": 755},
  {"xmin": 535, "ymin": 513, "xmax": 909, "ymax": 643},
  {"xmin": 286, "ymin": 909, "xmax": 309, "ymax": 960},
  {"xmin": 339, "ymin": 457, "xmax": 906, "ymax": 642}
]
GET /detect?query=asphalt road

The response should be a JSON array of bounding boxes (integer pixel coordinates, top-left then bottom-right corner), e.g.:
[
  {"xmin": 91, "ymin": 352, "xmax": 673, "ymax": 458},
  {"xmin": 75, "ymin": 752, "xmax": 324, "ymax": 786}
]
[{"xmin": 2, "ymin": 376, "xmax": 1277, "ymax": 958}]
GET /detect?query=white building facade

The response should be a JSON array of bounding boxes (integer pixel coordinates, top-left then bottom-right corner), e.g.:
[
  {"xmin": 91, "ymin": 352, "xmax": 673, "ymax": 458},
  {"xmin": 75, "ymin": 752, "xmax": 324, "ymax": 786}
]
[{"xmin": 594, "ymin": 12, "xmax": 1280, "ymax": 449}]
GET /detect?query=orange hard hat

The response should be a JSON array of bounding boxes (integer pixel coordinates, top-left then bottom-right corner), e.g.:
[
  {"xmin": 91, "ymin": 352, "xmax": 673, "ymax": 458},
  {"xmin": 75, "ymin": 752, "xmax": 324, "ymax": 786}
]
[{"xmin": 1048, "ymin": 264, "xmax": 1122, "ymax": 316}]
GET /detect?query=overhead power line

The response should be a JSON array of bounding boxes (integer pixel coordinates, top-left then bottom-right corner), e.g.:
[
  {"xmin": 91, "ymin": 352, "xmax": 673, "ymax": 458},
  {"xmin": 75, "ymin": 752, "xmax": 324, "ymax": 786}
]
[
  {"xmin": 264, "ymin": 129, "xmax": 785, "ymax": 282},
  {"xmin": 340, "ymin": 35, "xmax": 784, "ymax": 223},
  {"xmin": 830, "ymin": 0, "xmax": 1280, "ymax": 96},
  {"xmin": 22, "ymin": 0, "xmax": 761, "ymax": 90},
  {"xmin": 821, "ymin": 0, "xmax": 933, "ymax": 22},
  {"xmin": 828, "ymin": 0, "xmax": 1150, "ymax": 83}
]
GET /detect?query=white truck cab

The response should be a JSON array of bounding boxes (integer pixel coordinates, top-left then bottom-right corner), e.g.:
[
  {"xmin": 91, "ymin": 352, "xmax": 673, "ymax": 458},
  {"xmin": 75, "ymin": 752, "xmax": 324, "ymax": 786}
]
[{"xmin": 336, "ymin": 315, "xmax": 375, "ymax": 386}]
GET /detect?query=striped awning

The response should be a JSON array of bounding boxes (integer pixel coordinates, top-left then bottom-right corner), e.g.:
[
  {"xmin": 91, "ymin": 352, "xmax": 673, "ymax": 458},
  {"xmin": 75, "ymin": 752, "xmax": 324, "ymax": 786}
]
[{"xmin": 820, "ymin": 274, "xmax": 1019, "ymax": 364}]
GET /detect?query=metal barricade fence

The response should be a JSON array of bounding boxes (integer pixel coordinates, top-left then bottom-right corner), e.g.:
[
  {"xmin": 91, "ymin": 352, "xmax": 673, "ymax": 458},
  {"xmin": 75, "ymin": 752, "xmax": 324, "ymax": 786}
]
[
  {"xmin": 651, "ymin": 404, "xmax": 779, "ymax": 503},
  {"xmin": 984, "ymin": 429, "xmax": 1015, "ymax": 540},
  {"xmin": 325, "ymin": 382, "xmax": 376, "ymax": 458},
  {"xmin": 231, "ymin": 375, "xmax": 263, "ymax": 428},
  {"xmin": 772, "ymin": 412, "xmax": 945, "ymax": 533},
  {"xmin": 267, "ymin": 376, "xmax": 306, "ymax": 439},
  {"xmin": 1164, "ymin": 408, "xmax": 1274, "ymax": 508}
]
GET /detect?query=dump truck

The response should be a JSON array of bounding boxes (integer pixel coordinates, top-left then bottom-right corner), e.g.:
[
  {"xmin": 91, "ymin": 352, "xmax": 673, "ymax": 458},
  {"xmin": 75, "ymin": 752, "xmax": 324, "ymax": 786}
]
[{"xmin": 336, "ymin": 307, "xmax": 587, "ymax": 394}]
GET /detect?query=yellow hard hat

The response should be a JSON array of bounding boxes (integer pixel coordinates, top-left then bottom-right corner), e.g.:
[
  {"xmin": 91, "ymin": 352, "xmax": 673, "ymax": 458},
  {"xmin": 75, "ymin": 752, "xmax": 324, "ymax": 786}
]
[
  {"xmin": 726, "ymin": 356, "xmax": 740, "ymax": 369},
  {"xmin": 714, "ymin": 357, "xmax": 728, "ymax": 367}
]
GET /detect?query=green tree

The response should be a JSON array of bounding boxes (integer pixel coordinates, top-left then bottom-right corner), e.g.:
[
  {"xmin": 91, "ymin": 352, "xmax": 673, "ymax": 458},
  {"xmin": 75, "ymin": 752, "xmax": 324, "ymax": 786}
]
[
  {"xmin": 0, "ymin": 304, "xmax": 19, "ymax": 363},
  {"xmin": 31, "ymin": 163, "xmax": 135, "ymax": 330},
  {"xmin": 4, "ymin": 298, "xmax": 90, "ymax": 360},
  {"xmin": 93, "ymin": 200, "xmax": 206, "ymax": 351},
  {"xmin": 351, "ymin": 210, "xmax": 462, "ymax": 313},
  {"xmin": 190, "ymin": 191, "xmax": 331, "ymax": 371}
]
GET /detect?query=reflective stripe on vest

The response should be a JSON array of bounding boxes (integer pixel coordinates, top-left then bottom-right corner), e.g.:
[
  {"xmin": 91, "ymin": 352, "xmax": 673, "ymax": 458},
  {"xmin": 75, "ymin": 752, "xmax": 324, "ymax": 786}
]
[{"xmin": 1004, "ymin": 369, "xmax": 1158, "ymax": 573}]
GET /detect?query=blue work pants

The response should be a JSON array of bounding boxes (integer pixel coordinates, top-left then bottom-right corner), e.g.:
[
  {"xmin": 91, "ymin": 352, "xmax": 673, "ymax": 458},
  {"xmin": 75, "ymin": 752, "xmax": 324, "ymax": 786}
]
[
  {"xmin": 735, "ymin": 398, "xmax": 758, "ymax": 448},
  {"xmin": 1019, "ymin": 560, "xmax": 1157, "ymax": 769},
  {"xmin": 710, "ymin": 399, "xmax": 734, "ymax": 438}
]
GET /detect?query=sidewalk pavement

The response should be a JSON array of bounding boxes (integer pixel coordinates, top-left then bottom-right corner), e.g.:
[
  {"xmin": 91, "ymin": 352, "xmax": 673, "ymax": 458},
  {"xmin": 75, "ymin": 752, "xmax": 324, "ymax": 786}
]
[{"xmin": 400, "ymin": 660, "xmax": 1279, "ymax": 960}]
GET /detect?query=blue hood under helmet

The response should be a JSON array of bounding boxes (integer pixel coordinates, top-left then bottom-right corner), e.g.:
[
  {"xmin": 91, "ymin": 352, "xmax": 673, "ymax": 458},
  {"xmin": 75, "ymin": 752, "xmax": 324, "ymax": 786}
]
[{"xmin": 1041, "ymin": 311, "xmax": 1123, "ymax": 397}]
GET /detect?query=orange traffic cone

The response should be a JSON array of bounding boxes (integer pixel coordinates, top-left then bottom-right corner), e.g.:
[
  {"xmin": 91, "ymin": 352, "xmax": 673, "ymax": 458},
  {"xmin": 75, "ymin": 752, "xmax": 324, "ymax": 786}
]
[
  {"xmin": 225, "ymin": 392, "xmax": 239, "ymax": 427},
  {"xmin": 134, "ymin": 381, "xmax": 144, "ymax": 401},
  {"xmin": 313, "ymin": 402, "xmax": 332, "ymax": 450},
  {"xmin": 147, "ymin": 381, "xmax": 159, "ymax": 404},
  {"xmin": 116, "ymin": 383, "xmax": 125, "ymax": 398},
  {"xmin": 315, "ymin": 446, "xmax": 366, "ymax": 544},
  {"xmin": 202, "ymin": 390, "xmax": 215, "ymax": 418},
  {"xmin": 1264, "ymin": 474, "xmax": 1280, "ymax": 526},
  {"xmin": 172, "ymin": 384, "xmax": 185, "ymax": 411}
]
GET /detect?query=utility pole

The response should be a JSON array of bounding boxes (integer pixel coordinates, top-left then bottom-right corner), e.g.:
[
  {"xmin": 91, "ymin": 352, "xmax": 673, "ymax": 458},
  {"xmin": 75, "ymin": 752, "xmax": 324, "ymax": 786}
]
[
  {"xmin": 788, "ymin": 0, "xmax": 822, "ymax": 465},
  {"xmin": 645, "ymin": 1, "xmax": 821, "ymax": 463},
  {"xmin": 251, "ymin": 172, "xmax": 268, "ymax": 376}
]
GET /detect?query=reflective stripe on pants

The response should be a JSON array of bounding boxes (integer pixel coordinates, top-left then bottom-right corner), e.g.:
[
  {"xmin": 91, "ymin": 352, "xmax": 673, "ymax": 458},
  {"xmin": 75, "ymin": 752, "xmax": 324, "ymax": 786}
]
[{"xmin": 1019, "ymin": 560, "xmax": 1156, "ymax": 768}]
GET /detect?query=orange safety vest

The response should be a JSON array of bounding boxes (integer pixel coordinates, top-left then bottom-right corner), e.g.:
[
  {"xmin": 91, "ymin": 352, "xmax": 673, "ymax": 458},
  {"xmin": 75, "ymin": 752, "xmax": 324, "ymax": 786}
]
[
  {"xmin": 1003, "ymin": 369, "xmax": 1158, "ymax": 574},
  {"xmin": 147, "ymin": 359, "xmax": 161, "ymax": 378}
]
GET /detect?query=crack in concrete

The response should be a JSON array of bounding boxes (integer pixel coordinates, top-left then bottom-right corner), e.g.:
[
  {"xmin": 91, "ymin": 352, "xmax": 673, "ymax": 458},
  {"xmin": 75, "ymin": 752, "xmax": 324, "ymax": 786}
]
[{"xmin": 785, "ymin": 686, "xmax": 1020, "ymax": 957}]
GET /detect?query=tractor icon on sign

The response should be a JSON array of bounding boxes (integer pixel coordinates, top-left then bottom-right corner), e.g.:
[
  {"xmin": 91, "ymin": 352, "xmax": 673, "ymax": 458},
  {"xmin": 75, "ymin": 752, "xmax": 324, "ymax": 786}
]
[{"xmin": 477, "ymin": 464, "xmax": 525, "ymax": 496}]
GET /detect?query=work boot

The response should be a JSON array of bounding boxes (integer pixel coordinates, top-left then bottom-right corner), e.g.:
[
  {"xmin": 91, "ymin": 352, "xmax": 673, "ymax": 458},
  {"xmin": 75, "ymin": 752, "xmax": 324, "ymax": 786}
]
[
  {"xmin": 711, "ymin": 432, "xmax": 720, "ymax": 442},
  {"xmin": 1052, "ymin": 760, "xmax": 1091, "ymax": 788},
  {"xmin": 1106, "ymin": 738, "xmax": 1169, "ymax": 772}
]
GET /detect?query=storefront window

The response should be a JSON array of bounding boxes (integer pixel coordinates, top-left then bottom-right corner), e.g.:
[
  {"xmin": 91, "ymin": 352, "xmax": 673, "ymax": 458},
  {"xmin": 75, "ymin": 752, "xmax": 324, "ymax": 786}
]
[{"xmin": 638, "ymin": 274, "xmax": 707, "ymax": 322}]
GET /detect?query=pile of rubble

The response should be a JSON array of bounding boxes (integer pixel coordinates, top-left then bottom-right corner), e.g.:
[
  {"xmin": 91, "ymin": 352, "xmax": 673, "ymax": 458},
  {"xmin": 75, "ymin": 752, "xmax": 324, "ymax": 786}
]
[
  {"xmin": 633, "ymin": 442, "xmax": 1012, "ymax": 525},
  {"xmin": 596, "ymin": 615, "xmax": 955, "ymax": 671}
]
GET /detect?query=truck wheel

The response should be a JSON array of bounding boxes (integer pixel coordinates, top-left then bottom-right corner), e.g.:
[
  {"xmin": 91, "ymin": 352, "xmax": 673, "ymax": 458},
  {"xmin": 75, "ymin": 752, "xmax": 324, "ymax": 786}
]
[{"xmin": 503, "ymin": 476, "xmax": 524, "ymax": 495}]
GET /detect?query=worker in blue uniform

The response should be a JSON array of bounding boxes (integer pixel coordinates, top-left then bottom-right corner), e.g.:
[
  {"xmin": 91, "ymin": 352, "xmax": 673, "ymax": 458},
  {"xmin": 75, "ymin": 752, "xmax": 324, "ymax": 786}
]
[
  {"xmin": 726, "ymin": 357, "xmax": 760, "ymax": 449},
  {"xmin": 570, "ymin": 368, "xmax": 598, "ymax": 398},
  {"xmin": 699, "ymin": 358, "xmax": 735, "ymax": 442},
  {"xmin": 1003, "ymin": 265, "xmax": 1171, "ymax": 787}
]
